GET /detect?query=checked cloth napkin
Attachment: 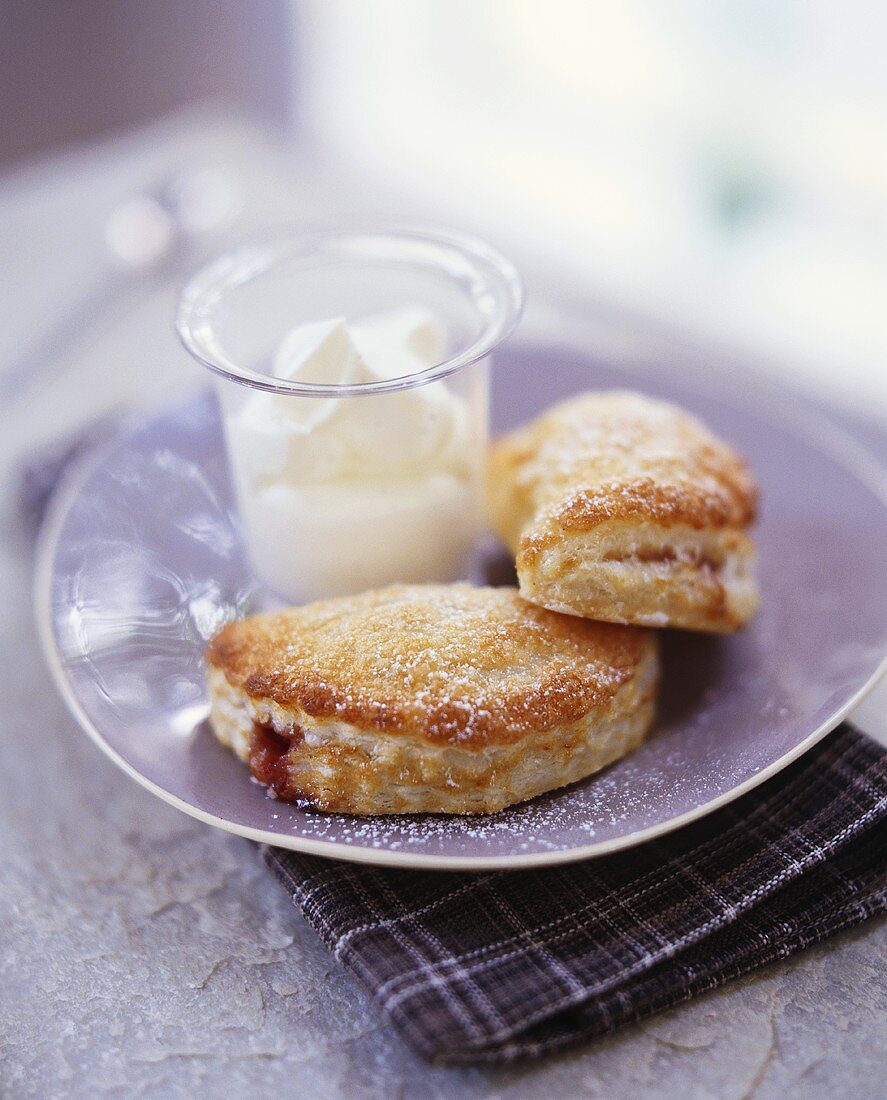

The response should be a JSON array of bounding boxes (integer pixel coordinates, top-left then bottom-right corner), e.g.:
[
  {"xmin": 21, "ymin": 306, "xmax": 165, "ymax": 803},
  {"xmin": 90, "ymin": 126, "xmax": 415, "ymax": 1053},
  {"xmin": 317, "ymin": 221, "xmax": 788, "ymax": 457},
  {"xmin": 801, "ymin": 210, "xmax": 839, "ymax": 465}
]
[{"xmin": 264, "ymin": 724, "xmax": 886, "ymax": 1064}]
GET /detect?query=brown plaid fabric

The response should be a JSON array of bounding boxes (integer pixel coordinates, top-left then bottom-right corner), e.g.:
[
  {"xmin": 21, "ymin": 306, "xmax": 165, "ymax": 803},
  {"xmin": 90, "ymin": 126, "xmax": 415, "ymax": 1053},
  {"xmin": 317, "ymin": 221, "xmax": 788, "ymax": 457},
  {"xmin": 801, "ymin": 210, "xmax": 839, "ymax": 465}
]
[{"xmin": 264, "ymin": 724, "xmax": 887, "ymax": 1064}]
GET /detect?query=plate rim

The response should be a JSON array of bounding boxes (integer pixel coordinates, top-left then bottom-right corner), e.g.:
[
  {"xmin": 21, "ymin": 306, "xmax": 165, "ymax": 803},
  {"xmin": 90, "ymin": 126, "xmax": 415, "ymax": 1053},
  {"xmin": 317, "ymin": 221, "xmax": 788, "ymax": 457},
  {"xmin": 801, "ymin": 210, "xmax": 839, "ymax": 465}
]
[{"xmin": 34, "ymin": 386, "xmax": 887, "ymax": 872}]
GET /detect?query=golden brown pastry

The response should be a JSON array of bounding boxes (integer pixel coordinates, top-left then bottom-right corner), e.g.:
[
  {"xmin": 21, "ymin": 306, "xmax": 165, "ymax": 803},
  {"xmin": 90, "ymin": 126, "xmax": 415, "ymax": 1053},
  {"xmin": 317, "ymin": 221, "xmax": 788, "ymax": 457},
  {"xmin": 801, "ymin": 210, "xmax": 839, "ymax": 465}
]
[
  {"xmin": 487, "ymin": 391, "xmax": 759, "ymax": 632},
  {"xmin": 206, "ymin": 583, "xmax": 658, "ymax": 814}
]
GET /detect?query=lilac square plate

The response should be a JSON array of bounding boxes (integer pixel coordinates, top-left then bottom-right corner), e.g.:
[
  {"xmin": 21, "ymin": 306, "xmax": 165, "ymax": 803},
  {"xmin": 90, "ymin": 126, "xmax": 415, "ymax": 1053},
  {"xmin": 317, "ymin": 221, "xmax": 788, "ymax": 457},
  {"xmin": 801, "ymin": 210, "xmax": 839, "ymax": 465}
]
[{"xmin": 35, "ymin": 342, "xmax": 887, "ymax": 869}]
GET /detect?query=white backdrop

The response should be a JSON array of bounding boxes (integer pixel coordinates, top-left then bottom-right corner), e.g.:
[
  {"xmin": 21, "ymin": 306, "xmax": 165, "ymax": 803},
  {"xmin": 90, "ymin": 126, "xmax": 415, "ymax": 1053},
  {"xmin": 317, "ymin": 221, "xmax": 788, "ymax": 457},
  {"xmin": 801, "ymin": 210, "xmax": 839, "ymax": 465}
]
[{"xmin": 296, "ymin": 0, "xmax": 887, "ymax": 420}]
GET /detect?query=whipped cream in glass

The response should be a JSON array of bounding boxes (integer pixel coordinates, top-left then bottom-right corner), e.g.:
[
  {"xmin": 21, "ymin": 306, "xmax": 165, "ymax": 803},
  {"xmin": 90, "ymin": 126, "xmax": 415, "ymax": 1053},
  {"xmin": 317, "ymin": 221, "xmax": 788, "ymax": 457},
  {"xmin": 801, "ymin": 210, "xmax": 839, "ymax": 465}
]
[
  {"xmin": 176, "ymin": 226, "xmax": 522, "ymax": 604},
  {"xmin": 225, "ymin": 308, "xmax": 480, "ymax": 600}
]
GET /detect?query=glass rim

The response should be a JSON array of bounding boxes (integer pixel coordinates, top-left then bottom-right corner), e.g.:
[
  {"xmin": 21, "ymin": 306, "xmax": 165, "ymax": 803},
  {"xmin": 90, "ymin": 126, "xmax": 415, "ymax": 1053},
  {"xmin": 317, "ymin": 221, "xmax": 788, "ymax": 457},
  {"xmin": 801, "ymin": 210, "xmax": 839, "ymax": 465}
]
[{"xmin": 175, "ymin": 223, "xmax": 524, "ymax": 397}]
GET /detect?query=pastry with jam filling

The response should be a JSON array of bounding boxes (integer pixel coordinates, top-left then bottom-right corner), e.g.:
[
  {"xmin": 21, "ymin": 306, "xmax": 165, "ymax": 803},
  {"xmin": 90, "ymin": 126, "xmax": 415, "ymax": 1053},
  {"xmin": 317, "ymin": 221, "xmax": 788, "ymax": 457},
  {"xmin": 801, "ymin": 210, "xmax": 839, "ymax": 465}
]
[
  {"xmin": 487, "ymin": 392, "xmax": 759, "ymax": 633},
  {"xmin": 206, "ymin": 583, "xmax": 658, "ymax": 814}
]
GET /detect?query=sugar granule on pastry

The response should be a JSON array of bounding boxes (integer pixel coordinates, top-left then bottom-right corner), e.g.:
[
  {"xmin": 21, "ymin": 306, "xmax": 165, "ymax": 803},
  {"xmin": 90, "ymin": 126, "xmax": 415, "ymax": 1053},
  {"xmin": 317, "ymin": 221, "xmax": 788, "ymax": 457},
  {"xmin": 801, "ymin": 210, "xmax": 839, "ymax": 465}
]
[
  {"xmin": 206, "ymin": 583, "xmax": 658, "ymax": 814},
  {"xmin": 487, "ymin": 391, "xmax": 759, "ymax": 632}
]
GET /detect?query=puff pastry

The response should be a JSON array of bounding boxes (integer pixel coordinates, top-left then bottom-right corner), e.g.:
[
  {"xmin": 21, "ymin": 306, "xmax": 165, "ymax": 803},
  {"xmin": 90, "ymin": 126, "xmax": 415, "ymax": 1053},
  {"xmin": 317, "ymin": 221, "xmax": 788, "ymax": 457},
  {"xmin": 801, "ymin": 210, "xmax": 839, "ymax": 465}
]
[
  {"xmin": 487, "ymin": 391, "xmax": 759, "ymax": 632},
  {"xmin": 206, "ymin": 583, "xmax": 658, "ymax": 814}
]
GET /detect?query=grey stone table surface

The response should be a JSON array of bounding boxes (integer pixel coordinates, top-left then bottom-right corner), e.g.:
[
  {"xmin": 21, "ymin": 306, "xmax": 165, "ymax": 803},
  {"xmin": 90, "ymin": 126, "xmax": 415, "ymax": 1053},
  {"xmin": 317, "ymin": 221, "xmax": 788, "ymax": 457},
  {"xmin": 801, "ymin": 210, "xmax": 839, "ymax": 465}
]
[{"xmin": 2, "ymin": 115, "xmax": 885, "ymax": 1099}]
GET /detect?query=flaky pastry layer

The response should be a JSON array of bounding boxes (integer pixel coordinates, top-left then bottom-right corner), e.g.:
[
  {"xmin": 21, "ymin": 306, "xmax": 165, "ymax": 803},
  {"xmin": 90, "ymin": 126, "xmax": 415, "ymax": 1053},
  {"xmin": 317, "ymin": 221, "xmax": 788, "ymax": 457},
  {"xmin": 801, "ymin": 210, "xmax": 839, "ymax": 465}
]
[
  {"xmin": 207, "ymin": 584, "xmax": 653, "ymax": 747},
  {"xmin": 487, "ymin": 391, "xmax": 760, "ymax": 632},
  {"xmin": 206, "ymin": 583, "xmax": 659, "ymax": 813},
  {"xmin": 208, "ymin": 647, "xmax": 657, "ymax": 814}
]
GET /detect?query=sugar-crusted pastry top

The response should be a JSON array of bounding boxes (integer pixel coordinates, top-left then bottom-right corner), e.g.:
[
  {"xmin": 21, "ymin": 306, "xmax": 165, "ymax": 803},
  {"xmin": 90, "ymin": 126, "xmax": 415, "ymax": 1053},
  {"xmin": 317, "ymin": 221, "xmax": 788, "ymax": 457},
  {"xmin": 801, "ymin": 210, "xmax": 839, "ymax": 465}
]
[
  {"xmin": 488, "ymin": 391, "xmax": 758, "ymax": 561},
  {"xmin": 206, "ymin": 583, "xmax": 654, "ymax": 748}
]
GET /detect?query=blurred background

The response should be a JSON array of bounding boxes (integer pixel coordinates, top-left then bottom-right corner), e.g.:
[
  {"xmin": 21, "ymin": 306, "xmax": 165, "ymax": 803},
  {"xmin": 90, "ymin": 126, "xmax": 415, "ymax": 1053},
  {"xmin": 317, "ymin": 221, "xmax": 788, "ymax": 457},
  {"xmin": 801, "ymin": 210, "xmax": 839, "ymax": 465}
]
[{"xmin": 1, "ymin": 0, "xmax": 885, "ymax": 446}]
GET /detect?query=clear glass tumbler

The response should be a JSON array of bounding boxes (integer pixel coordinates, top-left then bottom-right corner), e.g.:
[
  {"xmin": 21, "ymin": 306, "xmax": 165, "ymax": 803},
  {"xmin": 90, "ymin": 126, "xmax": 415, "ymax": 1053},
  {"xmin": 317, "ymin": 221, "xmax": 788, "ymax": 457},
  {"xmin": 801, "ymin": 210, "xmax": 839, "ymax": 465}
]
[{"xmin": 176, "ymin": 225, "xmax": 523, "ymax": 603}]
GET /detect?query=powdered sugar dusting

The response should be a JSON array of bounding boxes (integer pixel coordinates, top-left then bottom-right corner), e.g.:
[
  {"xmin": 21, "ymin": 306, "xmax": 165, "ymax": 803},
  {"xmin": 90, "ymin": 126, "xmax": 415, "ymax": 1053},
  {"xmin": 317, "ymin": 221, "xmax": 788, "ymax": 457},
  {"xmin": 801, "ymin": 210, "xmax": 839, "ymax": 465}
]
[{"xmin": 209, "ymin": 583, "xmax": 648, "ymax": 747}]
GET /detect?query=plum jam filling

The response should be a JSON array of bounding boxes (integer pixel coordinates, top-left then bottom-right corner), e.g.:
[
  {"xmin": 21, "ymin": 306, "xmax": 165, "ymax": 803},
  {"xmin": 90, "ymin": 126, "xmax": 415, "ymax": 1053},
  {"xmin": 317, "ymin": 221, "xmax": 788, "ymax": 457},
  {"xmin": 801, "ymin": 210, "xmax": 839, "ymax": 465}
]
[
  {"xmin": 248, "ymin": 721, "xmax": 304, "ymax": 800},
  {"xmin": 603, "ymin": 546, "xmax": 721, "ymax": 571}
]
